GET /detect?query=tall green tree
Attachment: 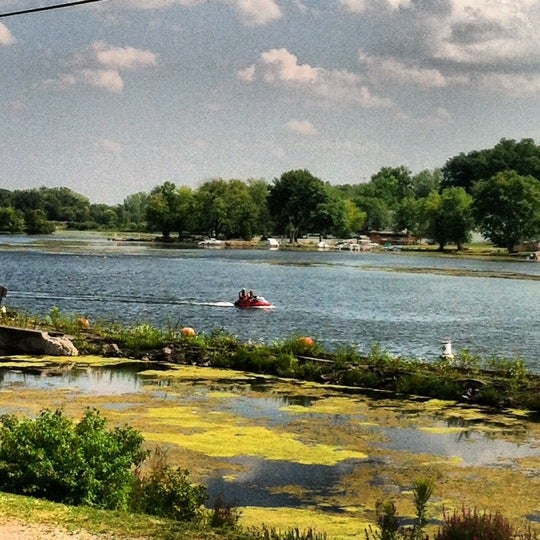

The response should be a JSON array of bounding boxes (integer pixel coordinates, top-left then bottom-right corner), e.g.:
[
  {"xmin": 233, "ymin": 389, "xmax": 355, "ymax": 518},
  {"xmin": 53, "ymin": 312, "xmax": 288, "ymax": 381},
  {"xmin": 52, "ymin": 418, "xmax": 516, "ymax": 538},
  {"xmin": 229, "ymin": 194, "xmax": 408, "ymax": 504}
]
[
  {"xmin": 472, "ymin": 170, "xmax": 540, "ymax": 252},
  {"xmin": 442, "ymin": 138, "xmax": 540, "ymax": 192},
  {"xmin": 118, "ymin": 192, "xmax": 149, "ymax": 231},
  {"xmin": 267, "ymin": 169, "xmax": 331, "ymax": 242},
  {"xmin": 420, "ymin": 188, "xmax": 473, "ymax": 250},
  {"xmin": 146, "ymin": 182, "xmax": 187, "ymax": 239},
  {"xmin": 0, "ymin": 207, "xmax": 24, "ymax": 233}
]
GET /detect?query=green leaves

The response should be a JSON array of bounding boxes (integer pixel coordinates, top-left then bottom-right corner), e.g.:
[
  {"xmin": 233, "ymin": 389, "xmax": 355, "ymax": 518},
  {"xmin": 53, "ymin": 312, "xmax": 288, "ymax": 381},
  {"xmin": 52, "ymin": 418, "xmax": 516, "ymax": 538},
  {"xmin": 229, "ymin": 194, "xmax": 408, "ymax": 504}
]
[{"xmin": 0, "ymin": 408, "xmax": 148, "ymax": 510}]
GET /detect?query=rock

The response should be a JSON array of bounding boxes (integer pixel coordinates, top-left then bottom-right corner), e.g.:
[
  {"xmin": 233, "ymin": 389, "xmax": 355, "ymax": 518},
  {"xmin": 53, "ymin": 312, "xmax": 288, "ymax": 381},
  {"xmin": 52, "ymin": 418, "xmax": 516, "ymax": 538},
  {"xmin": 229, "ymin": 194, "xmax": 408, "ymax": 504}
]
[
  {"xmin": 0, "ymin": 325, "xmax": 78, "ymax": 356},
  {"xmin": 102, "ymin": 343, "xmax": 123, "ymax": 357}
]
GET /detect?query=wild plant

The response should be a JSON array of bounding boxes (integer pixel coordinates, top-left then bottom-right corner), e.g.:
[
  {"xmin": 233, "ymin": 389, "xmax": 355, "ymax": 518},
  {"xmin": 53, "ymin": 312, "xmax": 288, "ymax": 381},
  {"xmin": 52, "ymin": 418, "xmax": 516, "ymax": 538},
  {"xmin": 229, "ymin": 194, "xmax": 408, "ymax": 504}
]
[
  {"xmin": 435, "ymin": 506, "xmax": 516, "ymax": 540},
  {"xmin": 248, "ymin": 525, "xmax": 327, "ymax": 539},
  {"xmin": 209, "ymin": 494, "xmax": 242, "ymax": 529}
]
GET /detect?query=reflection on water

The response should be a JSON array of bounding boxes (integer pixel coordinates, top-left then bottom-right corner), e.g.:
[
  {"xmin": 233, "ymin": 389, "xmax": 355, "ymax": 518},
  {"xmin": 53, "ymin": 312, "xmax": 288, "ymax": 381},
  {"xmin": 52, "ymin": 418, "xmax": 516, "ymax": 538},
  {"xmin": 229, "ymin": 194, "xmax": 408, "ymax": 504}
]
[
  {"xmin": 206, "ymin": 456, "xmax": 361, "ymax": 508},
  {"xmin": 0, "ymin": 365, "xmax": 143, "ymax": 395}
]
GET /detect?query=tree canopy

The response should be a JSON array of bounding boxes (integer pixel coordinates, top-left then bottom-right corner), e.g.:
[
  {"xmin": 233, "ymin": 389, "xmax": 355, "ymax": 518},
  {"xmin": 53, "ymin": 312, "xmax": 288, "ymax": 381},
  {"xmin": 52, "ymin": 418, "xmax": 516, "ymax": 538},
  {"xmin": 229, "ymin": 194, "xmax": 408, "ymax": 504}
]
[
  {"xmin": 472, "ymin": 170, "xmax": 540, "ymax": 252},
  {"xmin": 442, "ymin": 138, "xmax": 540, "ymax": 192}
]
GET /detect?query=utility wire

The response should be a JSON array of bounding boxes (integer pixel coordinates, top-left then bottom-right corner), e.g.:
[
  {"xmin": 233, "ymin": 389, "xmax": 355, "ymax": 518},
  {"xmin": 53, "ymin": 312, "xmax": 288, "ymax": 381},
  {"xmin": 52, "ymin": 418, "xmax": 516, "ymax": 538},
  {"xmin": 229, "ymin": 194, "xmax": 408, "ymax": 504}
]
[{"xmin": 0, "ymin": 0, "xmax": 108, "ymax": 18}]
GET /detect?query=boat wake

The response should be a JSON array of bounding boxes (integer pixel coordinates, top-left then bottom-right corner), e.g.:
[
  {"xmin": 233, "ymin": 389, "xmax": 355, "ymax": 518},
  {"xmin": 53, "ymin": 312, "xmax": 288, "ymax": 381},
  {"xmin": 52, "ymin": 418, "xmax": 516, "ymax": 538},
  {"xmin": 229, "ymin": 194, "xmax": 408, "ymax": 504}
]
[{"xmin": 10, "ymin": 291, "xmax": 237, "ymax": 308}]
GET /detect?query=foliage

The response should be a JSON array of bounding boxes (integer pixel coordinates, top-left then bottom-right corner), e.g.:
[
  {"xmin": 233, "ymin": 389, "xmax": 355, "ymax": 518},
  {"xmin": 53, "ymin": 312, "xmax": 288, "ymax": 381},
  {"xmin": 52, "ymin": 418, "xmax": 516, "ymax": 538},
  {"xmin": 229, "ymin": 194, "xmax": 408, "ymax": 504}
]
[
  {"xmin": 209, "ymin": 494, "xmax": 242, "ymax": 529},
  {"xmin": 419, "ymin": 188, "xmax": 473, "ymax": 250},
  {"xmin": 0, "ymin": 408, "xmax": 148, "ymax": 510},
  {"xmin": 132, "ymin": 447, "xmax": 207, "ymax": 522},
  {"xmin": 472, "ymin": 170, "xmax": 540, "ymax": 252},
  {"xmin": 442, "ymin": 138, "xmax": 540, "ymax": 192},
  {"xmin": 435, "ymin": 507, "xmax": 516, "ymax": 540},
  {"xmin": 248, "ymin": 525, "xmax": 327, "ymax": 539},
  {"xmin": 267, "ymin": 169, "xmax": 337, "ymax": 242}
]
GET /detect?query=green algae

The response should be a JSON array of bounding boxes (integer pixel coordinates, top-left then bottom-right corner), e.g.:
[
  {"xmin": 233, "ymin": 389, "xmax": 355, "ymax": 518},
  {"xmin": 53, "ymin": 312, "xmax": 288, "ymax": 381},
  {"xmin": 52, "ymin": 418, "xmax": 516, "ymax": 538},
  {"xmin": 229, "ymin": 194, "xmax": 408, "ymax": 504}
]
[
  {"xmin": 144, "ymin": 421, "xmax": 368, "ymax": 465},
  {"xmin": 0, "ymin": 362, "xmax": 537, "ymax": 537}
]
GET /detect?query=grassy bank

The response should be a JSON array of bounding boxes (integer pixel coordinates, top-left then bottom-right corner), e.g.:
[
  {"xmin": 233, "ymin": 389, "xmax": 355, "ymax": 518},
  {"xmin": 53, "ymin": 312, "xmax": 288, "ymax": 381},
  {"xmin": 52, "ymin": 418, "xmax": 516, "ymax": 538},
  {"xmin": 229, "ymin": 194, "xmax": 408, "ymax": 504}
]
[{"xmin": 2, "ymin": 308, "xmax": 539, "ymax": 415}]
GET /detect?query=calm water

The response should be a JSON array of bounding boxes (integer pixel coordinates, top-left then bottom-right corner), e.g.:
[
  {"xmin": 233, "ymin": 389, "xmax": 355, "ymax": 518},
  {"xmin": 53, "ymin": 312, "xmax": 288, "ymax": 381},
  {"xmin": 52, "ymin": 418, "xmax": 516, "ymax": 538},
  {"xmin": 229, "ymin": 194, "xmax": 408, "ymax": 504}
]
[{"xmin": 1, "ymin": 234, "xmax": 539, "ymax": 370}]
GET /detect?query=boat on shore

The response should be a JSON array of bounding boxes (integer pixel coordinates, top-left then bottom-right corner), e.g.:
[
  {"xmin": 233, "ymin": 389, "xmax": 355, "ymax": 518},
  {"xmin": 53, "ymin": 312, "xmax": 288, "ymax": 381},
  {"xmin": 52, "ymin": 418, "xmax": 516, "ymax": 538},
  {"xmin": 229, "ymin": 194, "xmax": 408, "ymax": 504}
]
[{"xmin": 197, "ymin": 238, "xmax": 223, "ymax": 249}]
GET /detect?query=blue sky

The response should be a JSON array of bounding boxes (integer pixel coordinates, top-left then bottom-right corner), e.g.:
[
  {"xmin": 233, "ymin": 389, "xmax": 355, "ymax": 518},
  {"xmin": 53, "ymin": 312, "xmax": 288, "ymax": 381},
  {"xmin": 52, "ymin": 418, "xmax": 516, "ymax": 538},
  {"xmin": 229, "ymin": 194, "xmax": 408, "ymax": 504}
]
[{"xmin": 1, "ymin": 0, "xmax": 539, "ymax": 204}]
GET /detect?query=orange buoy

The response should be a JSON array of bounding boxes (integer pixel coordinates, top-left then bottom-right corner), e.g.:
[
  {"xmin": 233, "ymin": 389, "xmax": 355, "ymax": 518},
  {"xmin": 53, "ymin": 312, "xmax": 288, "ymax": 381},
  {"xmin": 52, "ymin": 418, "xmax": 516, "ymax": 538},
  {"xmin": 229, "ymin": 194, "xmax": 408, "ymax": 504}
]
[
  {"xmin": 299, "ymin": 336, "xmax": 314, "ymax": 347},
  {"xmin": 181, "ymin": 327, "xmax": 196, "ymax": 337},
  {"xmin": 78, "ymin": 317, "xmax": 90, "ymax": 330}
]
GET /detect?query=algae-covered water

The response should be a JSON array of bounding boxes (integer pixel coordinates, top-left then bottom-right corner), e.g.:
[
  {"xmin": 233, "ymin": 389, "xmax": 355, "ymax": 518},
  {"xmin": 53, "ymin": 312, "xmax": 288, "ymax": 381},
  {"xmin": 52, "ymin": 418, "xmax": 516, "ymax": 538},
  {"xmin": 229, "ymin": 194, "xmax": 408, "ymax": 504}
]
[{"xmin": 0, "ymin": 359, "xmax": 538, "ymax": 539}]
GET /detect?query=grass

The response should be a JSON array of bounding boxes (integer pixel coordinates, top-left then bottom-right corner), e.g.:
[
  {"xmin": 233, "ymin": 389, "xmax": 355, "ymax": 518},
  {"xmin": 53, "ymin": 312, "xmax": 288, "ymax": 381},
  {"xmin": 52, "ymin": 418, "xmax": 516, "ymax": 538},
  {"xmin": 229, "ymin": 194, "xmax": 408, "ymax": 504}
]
[{"xmin": 1, "ymin": 307, "xmax": 539, "ymax": 414}]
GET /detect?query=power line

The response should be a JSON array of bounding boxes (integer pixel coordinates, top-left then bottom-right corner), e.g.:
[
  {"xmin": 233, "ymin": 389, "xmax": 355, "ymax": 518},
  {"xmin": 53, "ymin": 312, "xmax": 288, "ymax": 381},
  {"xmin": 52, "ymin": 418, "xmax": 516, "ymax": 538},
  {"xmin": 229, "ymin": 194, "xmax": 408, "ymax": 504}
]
[{"xmin": 0, "ymin": 0, "xmax": 108, "ymax": 19}]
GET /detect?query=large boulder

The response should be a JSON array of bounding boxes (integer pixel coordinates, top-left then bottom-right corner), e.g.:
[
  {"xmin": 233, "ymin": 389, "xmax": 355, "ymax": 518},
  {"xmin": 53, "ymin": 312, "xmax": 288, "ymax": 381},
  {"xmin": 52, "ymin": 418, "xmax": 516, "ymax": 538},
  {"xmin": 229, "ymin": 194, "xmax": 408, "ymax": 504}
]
[{"xmin": 0, "ymin": 325, "xmax": 78, "ymax": 356}]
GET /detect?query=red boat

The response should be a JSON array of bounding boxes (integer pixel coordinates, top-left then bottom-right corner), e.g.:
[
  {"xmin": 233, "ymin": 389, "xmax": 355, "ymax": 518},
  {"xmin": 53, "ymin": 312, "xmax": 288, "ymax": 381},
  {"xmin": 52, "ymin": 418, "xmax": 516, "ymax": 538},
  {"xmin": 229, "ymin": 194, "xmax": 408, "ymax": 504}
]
[{"xmin": 234, "ymin": 291, "xmax": 273, "ymax": 309}]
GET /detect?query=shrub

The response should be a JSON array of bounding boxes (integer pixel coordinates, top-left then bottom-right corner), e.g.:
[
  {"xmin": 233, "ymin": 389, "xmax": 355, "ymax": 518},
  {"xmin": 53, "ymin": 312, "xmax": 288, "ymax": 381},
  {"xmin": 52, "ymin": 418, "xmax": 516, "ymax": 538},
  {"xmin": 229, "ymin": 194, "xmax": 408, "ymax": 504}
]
[
  {"xmin": 0, "ymin": 408, "xmax": 147, "ymax": 510},
  {"xmin": 209, "ymin": 494, "xmax": 241, "ymax": 529},
  {"xmin": 436, "ymin": 507, "xmax": 515, "ymax": 540},
  {"xmin": 131, "ymin": 447, "xmax": 207, "ymax": 522}
]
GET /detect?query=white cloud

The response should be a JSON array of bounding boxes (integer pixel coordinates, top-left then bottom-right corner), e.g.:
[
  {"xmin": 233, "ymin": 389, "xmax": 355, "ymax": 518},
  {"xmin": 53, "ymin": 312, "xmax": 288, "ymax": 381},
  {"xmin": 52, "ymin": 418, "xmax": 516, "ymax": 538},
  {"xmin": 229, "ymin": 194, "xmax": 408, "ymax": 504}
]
[
  {"xmin": 124, "ymin": 0, "xmax": 280, "ymax": 25},
  {"xmin": 0, "ymin": 23, "xmax": 15, "ymax": 45},
  {"xmin": 285, "ymin": 119, "xmax": 318, "ymax": 136},
  {"xmin": 259, "ymin": 48, "xmax": 320, "ymax": 83},
  {"xmin": 92, "ymin": 42, "xmax": 157, "ymax": 70},
  {"xmin": 240, "ymin": 48, "xmax": 393, "ymax": 109},
  {"xmin": 229, "ymin": 0, "xmax": 281, "ymax": 26},
  {"xmin": 82, "ymin": 69, "xmax": 125, "ymax": 92},
  {"xmin": 358, "ymin": 50, "xmax": 459, "ymax": 88},
  {"xmin": 339, "ymin": 0, "xmax": 366, "ymax": 14},
  {"xmin": 48, "ymin": 42, "xmax": 156, "ymax": 93}
]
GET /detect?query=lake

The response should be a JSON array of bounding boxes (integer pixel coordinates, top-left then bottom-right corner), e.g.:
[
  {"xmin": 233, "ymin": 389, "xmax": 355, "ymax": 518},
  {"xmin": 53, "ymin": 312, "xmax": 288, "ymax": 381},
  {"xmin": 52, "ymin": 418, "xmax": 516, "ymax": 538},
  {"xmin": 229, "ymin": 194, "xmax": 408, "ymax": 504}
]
[{"xmin": 1, "ymin": 233, "xmax": 539, "ymax": 370}]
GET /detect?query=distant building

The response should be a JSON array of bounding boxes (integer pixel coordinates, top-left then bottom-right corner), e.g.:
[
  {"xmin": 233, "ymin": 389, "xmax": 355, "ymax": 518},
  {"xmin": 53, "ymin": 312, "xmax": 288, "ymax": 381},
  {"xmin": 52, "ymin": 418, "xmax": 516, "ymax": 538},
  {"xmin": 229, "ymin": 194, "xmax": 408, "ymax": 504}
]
[{"xmin": 367, "ymin": 230, "xmax": 416, "ymax": 246}]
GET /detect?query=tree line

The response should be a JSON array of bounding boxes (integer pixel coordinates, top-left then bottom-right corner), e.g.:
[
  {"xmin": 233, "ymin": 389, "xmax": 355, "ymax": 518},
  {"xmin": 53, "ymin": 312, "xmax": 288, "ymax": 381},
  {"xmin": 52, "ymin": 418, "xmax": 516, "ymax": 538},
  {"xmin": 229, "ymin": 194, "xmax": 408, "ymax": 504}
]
[{"xmin": 1, "ymin": 138, "xmax": 539, "ymax": 253}]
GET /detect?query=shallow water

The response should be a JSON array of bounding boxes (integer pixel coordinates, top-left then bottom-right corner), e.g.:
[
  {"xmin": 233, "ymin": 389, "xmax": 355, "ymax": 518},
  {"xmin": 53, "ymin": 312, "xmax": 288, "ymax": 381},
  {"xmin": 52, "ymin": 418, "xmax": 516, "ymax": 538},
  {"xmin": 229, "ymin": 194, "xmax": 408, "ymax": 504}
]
[
  {"xmin": 0, "ymin": 363, "xmax": 537, "ymax": 522},
  {"xmin": 1, "ymin": 233, "xmax": 539, "ymax": 370}
]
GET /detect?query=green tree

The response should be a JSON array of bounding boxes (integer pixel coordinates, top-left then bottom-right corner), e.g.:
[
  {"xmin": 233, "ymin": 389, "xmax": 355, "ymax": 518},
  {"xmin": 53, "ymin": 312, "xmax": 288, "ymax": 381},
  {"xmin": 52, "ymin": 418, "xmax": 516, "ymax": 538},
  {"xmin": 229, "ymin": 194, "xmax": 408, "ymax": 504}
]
[
  {"xmin": 146, "ymin": 182, "xmax": 192, "ymax": 239},
  {"xmin": 472, "ymin": 170, "xmax": 540, "ymax": 252},
  {"xmin": 341, "ymin": 199, "xmax": 366, "ymax": 237},
  {"xmin": 24, "ymin": 209, "xmax": 56, "ymax": 234},
  {"xmin": 40, "ymin": 187, "xmax": 91, "ymax": 222},
  {"xmin": 411, "ymin": 169, "xmax": 442, "ymax": 198},
  {"xmin": 192, "ymin": 179, "xmax": 228, "ymax": 238},
  {"xmin": 268, "ymin": 169, "xmax": 332, "ymax": 242},
  {"xmin": 420, "ymin": 188, "xmax": 473, "ymax": 250},
  {"xmin": 442, "ymin": 138, "xmax": 540, "ymax": 192},
  {"xmin": 0, "ymin": 207, "xmax": 25, "ymax": 233},
  {"xmin": 118, "ymin": 192, "xmax": 149, "ymax": 231},
  {"xmin": 247, "ymin": 178, "xmax": 271, "ymax": 236}
]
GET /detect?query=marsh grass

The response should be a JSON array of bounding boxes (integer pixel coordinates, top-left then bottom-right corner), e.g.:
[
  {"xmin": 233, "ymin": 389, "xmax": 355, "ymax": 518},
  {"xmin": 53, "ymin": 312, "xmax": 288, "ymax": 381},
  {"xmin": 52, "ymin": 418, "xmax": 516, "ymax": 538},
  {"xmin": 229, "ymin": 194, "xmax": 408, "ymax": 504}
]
[{"xmin": 1, "ymin": 308, "xmax": 539, "ymax": 413}]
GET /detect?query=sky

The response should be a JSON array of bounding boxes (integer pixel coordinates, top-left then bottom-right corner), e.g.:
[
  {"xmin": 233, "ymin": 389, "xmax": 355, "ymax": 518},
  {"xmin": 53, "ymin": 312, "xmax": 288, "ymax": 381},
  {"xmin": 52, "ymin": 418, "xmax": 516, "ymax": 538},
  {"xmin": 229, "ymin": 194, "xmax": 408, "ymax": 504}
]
[{"xmin": 1, "ymin": 0, "xmax": 539, "ymax": 205}]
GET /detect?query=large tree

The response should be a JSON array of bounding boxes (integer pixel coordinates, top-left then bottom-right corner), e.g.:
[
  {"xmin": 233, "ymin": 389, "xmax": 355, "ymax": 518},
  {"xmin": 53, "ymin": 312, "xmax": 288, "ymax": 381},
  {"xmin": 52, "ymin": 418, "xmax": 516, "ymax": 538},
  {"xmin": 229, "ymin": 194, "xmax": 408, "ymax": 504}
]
[
  {"xmin": 268, "ymin": 169, "xmax": 332, "ymax": 243},
  {"xmin": 420, "ymin": 188, "xmax": 473, "ymax": 250},
  {"xmin": 442, "ymin": 138, "xmax": 540, "ymax": 192},
  {"xmin": 146, "ymin": 182, "xmax": 192, "ymax": 239},
  {"xmin": 472, "ymin": 170, "xmax": 540, "ymax": 252}
]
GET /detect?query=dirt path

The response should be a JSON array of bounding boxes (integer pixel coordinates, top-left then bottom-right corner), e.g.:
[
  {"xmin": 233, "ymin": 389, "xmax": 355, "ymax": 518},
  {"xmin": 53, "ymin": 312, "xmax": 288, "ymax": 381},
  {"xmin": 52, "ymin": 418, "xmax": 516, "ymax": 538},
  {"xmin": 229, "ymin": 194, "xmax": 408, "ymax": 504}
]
[{"xmin": 0, "ymin": 520, "xmax": 110, "ymax": 539}]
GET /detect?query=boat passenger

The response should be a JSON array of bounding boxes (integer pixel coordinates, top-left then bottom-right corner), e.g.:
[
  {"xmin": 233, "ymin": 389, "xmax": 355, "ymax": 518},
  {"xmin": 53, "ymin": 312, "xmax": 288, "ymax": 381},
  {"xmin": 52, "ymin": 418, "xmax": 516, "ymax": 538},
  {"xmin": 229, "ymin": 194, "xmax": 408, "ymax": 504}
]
[{"xmin": 239, "ymin": 288, "xmax": 247, "ymax": 299}]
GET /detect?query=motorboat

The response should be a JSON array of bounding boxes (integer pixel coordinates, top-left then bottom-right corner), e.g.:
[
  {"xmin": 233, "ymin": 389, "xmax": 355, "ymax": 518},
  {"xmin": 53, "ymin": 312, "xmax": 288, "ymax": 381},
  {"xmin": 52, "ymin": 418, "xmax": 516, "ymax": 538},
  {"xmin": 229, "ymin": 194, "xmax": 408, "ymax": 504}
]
[{"xmin": 234, "ymin": 294, "xmax": 273, "ymax": 309}]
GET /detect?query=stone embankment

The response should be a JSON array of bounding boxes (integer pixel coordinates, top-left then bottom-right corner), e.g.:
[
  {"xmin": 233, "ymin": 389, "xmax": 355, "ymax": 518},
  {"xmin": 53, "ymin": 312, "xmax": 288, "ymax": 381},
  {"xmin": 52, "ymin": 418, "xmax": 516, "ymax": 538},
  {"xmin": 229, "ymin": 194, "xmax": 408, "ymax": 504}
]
[{"xmin": 0, "ymin": 325, "xmax": 78, "ymax": 356}]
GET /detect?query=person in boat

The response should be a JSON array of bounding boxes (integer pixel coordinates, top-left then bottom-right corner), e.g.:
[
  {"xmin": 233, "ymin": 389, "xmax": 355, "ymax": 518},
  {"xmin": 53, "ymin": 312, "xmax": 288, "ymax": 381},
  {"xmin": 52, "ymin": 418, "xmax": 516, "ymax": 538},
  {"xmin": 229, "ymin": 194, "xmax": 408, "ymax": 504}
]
[{"xmin": 239, "ymin": 288, "xmax": 247, "ymax": 300}]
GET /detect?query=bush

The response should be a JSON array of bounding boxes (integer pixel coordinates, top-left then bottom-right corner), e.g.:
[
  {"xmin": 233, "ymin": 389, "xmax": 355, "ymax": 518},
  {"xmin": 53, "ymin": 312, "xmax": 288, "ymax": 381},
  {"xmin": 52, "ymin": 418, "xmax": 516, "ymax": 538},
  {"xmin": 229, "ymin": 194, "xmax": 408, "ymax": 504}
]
[
  {"xmin": 132, "ymin": 447, "xmax": 207, "ymax": 522},
  {"xmin": 0, "ymin": 408, "xmax": 147, "ymax": 510},
  {"xmin": 436, "ymin": 507, "xmax": 515, "ymax": 540}
]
